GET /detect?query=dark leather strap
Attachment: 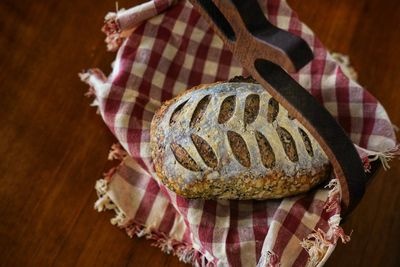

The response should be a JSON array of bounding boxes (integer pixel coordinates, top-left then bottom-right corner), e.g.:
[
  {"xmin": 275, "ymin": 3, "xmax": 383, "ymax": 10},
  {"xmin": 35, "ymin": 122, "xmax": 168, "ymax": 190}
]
[{"xmin": 189, "ymin": 0, "xmax": 368, "ymax": 215}]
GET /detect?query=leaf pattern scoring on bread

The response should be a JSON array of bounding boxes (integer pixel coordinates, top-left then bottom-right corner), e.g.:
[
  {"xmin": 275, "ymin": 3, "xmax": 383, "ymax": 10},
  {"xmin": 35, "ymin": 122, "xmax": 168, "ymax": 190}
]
[{"xmin": 150, "ymin": 81, "xmax": 330, "ymax": 198}]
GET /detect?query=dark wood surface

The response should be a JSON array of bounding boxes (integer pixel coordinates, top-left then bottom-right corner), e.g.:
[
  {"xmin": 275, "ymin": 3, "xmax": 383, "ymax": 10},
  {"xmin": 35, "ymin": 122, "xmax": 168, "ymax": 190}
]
[{"xmin": 0, "ymin": 0, "xmax": 399, "ymax": 266}]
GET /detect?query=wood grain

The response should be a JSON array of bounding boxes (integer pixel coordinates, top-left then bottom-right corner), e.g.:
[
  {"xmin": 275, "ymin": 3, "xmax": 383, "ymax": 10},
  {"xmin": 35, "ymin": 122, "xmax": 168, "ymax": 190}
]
[{"xmin": 0, "ymin": 0, "xmax": 398, "ymax": 266}]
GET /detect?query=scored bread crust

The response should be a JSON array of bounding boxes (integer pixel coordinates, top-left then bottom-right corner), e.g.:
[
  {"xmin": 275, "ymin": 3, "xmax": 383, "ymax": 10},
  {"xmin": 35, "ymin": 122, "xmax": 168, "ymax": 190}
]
[{"xmin": 150, "ymin": 81, "xmax": 331, "ymax": 199}]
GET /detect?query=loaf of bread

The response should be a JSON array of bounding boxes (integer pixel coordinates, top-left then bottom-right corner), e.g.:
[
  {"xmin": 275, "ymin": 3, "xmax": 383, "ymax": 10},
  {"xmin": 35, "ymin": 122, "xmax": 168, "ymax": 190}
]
[{"xmin": 150, "ymin": 78, "xmax": 331, "ymax": 199}]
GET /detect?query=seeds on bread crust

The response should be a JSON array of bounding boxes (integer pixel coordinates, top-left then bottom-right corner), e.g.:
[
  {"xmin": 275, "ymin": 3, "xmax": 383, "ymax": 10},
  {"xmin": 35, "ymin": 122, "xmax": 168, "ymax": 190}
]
[{"xmin": 150, "ymin": 80, "xmax": 331, "ymax": 200}]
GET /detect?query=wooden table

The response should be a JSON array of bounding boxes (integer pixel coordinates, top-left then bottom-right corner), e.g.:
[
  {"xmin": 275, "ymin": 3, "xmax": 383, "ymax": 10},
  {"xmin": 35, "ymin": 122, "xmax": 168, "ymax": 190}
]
[{"xmin": 1, "ymin": 0, "xmax": 399, "ymax": 266}]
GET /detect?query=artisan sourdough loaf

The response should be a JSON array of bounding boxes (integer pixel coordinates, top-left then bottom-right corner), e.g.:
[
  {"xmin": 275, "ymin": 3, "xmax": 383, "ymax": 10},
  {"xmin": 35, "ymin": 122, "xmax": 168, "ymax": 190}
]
[{"xmin": 150, "ymin": 78, "xmax": 331, "ymax": 199}]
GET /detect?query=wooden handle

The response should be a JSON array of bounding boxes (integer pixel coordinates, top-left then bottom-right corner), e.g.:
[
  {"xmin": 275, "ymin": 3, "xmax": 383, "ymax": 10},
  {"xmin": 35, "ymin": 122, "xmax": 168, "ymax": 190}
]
[{"xmin": 189, "ymin": 0, "xmax": 367, "ymax": 214}]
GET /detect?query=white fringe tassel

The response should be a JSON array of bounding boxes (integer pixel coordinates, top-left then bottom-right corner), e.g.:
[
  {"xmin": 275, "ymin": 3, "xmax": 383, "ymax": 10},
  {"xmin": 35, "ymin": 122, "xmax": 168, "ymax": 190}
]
[
  {"xmin": 94, "ymin": 179, "xmax": 126, "ymax": 225},
  {"xmin": 301, "ymin": 179, "xmax": 350, "ymax": 267},
  {"xmin": 331, "ymin": 52, "xmax": 358, "ymax": 81},
  {"xmin": 366, "ymin": 144, "xmax": 400, "ymax": 170},
  {"xmin": 94, "ymin": 179, "xmax": 199, "ymax": 265}
]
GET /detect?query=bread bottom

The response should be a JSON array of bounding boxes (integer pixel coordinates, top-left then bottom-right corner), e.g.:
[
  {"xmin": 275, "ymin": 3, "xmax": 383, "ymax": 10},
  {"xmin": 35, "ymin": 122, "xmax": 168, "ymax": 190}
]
[{"xmin": 157, "ymin": 164, "xmax": 331, "ymax": 200}]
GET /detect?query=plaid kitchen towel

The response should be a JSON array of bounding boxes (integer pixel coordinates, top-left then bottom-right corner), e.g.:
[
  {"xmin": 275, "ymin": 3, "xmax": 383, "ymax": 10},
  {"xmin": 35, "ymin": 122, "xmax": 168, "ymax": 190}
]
[{"xmin": 80, "ymin": 0, "xmax": 399, "ymax": 266}]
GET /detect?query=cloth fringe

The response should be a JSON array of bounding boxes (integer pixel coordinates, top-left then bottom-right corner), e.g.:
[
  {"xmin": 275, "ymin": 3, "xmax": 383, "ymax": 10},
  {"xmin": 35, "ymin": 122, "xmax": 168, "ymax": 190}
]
[
  {"xmin": 102, "ymin": 0, "xmax": 177, "ymax": 51},
  {"xmin": 362, "ymin": 157, "xmax": 372, "ymax": 173},
  {"xmin": 301, "ymin": 179, "xmax": 350, "ymax": 267},
  {"xmin": 257, "ymin": 250, "xmax": 281, "ymax": 267},
  {"xmin": 93, "ymin": 142, "xmax": 217, "ymax": 266},
  {"xmin": 108, "ymin": 143, "xmax": 129, "ymax": 161},
  {"xmin": 94, "ymin": 143, "xmax": 129, "ymax": 224},
  {"xmin": 94, "ymin": 178, "xmax": 127, "ymax": 225},
  {"xmin": 95, "ymin": 178, "xmax": 203, "ymax": 265},
  {"xmin": 330, "ymin": 54, "xmax": 400, "ymax": 171},
  {"xmin": 124, "ymin": 221, "xmax": 199, "ymax": 265},
  {"xmin": 330, "ymin": 53, "xmax": 400, "ymax": 171},
  {"xmin": 79, "ymin": 69, "xmax": 108, "ymax": 112},
  {"xmin": 363, "ymin": 144, "xmax": 400, "ymax": 171},
  {"xmin": 331, "ymin": 52, "xmax": 358, "ymax": 81},
  {"xmin": 94, "ymin": 177, "xmax": 201, "ymax": 265},
  {"xmin": 102, "ymin": 11, "xmax": 124, "ymax": 52},
  {"xmin": 79, "ymin": 68, "xmax": 107, "ymax": 86}
]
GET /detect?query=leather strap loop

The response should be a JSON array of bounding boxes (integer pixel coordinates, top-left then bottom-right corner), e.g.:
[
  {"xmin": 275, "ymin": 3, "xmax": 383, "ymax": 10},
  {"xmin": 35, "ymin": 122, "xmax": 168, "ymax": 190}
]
[{"xmin": 189, "ymin": 0, "xmax": 368, "ymax": 214}]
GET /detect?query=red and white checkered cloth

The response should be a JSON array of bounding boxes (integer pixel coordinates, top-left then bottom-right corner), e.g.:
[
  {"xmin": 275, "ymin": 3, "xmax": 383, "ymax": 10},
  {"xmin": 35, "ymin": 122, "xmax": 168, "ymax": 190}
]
[{"xmin": 81, "ymin": 0, "xmax": 398, "ymax": 266}]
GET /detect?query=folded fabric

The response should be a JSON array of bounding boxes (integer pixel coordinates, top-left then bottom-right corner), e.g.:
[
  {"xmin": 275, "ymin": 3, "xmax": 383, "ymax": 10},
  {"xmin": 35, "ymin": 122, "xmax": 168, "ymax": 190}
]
[{"xmin": 81, "ymin": 0, "xmax": 398, "ymax": 266}]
